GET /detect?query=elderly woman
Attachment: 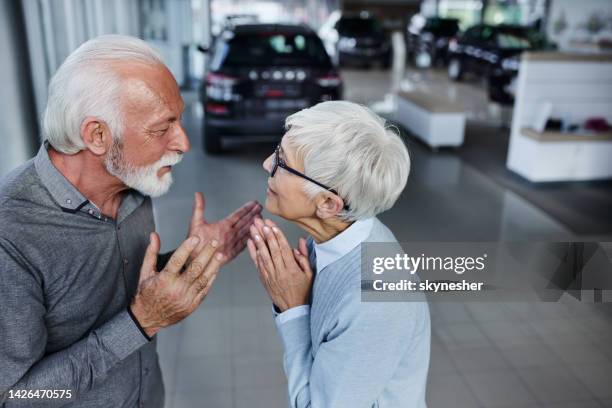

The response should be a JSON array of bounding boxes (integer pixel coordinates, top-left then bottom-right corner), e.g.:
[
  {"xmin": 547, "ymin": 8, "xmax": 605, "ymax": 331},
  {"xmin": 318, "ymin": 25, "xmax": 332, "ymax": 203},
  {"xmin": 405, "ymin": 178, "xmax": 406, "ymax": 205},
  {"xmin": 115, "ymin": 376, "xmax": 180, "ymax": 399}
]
[{"xmin": 246, "ymin": 101, "xmax": 430, "ymax": 408}]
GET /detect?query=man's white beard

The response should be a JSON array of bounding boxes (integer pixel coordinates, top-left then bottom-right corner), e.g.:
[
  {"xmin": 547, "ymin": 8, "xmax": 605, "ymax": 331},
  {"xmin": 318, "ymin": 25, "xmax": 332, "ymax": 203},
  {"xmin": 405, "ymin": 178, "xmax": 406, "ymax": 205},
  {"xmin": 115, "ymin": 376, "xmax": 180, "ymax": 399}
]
[{"xmin": 105, "ymin": 140, "xmax": 183, "ymax": 198}]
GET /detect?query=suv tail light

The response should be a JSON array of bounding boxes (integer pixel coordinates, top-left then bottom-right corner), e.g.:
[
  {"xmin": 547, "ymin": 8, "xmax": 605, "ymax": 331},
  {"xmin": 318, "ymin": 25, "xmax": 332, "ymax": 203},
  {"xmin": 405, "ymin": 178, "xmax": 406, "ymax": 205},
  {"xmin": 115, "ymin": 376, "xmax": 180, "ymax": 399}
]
[
  {"xmin": 206, "ymin": 72, "xmax": 239, "ymax": 101},
  {"xmin": 205, "ymin": 102, "xmax": 229, "ymax": 115},
  {"xmin": 316, "ymin": 72, "xmax": 342, "ymax": 87}
]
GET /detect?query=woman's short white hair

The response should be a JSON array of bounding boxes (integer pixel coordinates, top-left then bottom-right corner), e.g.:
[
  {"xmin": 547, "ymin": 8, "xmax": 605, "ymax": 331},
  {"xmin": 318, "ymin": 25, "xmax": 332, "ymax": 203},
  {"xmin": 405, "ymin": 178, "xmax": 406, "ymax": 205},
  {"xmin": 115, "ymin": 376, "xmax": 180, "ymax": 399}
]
[
  {"xmin": 43, "ymin": 35, "xmax": 163, "ymax": 154},
  {"xmin": 284, "ymin": 101, "xmax": 410, "ymax": 221}
]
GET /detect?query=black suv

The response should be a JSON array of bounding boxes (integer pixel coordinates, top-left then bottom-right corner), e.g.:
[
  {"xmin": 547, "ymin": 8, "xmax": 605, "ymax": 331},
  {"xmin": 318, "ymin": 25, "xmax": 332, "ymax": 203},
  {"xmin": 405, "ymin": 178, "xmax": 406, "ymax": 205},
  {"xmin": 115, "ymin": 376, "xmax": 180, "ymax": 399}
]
[
  {"xmin": 200, "ymin": 24, "xmax": 342, "ymax": 153},
  {"xmin": 334, "ymin": 15, "xmax": 391, "ymax": 68},
  {"xmin": 447, "ymin": 24, "xmax": 545, "ymax": 104},
  {"xmin": 406, "ymin": 15, "xmax": 460, "ymax": 67}
]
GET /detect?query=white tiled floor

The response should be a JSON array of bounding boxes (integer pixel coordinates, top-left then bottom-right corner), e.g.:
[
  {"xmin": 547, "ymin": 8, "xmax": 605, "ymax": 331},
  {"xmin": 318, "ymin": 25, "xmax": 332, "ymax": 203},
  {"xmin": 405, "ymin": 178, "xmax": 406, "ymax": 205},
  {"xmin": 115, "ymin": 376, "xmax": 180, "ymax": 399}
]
[{"xmin": 152, "ymin": 67, "xmax": 612, "ymax": 407}]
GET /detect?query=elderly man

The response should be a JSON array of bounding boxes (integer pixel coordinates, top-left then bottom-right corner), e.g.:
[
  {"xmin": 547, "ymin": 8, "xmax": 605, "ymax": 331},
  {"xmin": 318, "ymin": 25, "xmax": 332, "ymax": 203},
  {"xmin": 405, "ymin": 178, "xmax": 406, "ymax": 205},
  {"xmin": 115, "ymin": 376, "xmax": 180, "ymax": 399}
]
[{"xmin": 0, "ymin": 35, "xmax": 261, "ymax": 407}]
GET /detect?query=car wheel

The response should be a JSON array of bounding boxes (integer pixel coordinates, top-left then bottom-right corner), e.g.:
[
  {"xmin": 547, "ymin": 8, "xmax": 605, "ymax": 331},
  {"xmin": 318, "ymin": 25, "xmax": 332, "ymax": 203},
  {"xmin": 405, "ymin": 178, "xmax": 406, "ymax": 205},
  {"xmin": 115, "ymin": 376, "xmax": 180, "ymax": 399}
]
[
  {"xmin": 203, "ymin": 123, "xmax": 222, "ymax": 154},
  {"xmin": 487, "ymin": 78, "xmax": 513, "ymax": 105},
  {"xmin": 448, "ymin": 58, "xmax": 463, "ymax": 81}
]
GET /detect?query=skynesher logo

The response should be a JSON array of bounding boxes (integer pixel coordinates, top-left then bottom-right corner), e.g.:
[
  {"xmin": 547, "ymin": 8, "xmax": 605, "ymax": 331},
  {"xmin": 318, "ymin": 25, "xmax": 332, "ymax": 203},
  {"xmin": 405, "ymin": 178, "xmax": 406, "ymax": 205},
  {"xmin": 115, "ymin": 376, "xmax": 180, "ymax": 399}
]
[{"xmin": 372, "ymin": 253, "xmax": 488, "ymax": 275}]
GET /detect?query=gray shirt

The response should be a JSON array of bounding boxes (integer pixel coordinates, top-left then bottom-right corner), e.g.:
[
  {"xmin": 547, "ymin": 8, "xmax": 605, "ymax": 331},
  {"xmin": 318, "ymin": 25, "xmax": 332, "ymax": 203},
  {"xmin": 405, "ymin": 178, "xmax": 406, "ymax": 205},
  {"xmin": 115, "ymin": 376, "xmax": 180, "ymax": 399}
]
[{"xmin": 0, "ymin": 142, "xmax": 164, "ymax": 408}]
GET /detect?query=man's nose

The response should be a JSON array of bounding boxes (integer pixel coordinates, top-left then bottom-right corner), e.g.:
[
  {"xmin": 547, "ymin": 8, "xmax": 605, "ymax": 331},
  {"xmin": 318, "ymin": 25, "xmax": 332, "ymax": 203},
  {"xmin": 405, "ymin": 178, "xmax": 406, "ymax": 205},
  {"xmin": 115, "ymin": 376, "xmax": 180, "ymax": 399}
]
[{"xmin": 169, "ymin": 124, "xmax": 190, "ymax": 154}]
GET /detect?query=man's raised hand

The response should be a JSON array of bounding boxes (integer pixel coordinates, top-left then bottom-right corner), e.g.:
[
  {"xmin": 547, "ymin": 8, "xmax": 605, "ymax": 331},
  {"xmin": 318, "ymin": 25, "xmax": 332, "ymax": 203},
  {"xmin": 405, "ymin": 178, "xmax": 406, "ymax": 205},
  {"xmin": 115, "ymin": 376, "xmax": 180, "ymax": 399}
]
[{"xmin": 188, "ymin": 192, "xmax": 262, "ymax": 265}]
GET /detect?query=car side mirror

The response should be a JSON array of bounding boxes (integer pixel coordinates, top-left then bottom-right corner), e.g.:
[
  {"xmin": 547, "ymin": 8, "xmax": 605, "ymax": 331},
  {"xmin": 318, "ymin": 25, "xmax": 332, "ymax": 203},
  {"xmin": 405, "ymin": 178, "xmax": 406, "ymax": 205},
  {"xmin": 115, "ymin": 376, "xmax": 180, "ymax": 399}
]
[{"xmin": 197, "ymin": 44, "xmax": 209, "ymax": 53}]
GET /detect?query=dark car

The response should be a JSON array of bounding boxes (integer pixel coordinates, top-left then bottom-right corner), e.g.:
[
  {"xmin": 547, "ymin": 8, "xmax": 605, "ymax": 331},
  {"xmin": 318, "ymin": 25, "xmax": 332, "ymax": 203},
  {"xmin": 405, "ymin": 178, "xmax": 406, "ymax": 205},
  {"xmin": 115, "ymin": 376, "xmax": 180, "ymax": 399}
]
[
  {"xmin": 200, "ymin": 24, "xmax": 342, "ymax": 153},
  {"xmin": 334, "ymin": 14, "xmax": 392, "ymax": 68},
  {"xmin": 447, "ymin": 24, "xmax": 545, "ymax": 104},
  {"xmin": 406, "ymin": 15, "xmax": 460, "ymax": 67}
]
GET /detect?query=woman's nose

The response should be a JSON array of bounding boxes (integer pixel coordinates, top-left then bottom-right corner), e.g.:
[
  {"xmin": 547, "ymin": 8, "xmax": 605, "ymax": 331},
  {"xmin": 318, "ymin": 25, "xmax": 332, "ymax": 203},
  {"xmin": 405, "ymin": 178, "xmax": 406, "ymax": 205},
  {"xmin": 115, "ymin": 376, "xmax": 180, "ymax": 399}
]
[{"xmin": 263, "ymin": 154, "xmax": 273, "ymax": 174}]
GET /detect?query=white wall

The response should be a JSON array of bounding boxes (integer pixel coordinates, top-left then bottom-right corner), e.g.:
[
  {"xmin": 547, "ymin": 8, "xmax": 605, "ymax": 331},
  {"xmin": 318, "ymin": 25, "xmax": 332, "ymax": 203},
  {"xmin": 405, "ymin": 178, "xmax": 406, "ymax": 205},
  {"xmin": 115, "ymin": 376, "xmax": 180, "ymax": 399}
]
[
  {"xmin": 547, "ymin": 0, "xmax": 612, "ymax": 51},
  {"xmin": 506, "ymin": 53, "xmax": 612, "ymax": 182}
]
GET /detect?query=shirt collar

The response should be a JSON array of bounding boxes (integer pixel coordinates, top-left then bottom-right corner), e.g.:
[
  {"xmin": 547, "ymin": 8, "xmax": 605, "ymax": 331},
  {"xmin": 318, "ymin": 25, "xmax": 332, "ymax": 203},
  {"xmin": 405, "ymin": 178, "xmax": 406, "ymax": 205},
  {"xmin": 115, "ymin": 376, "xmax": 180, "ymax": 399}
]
[
  {"xmin": 34, "ymin": 140, "xmax": 144, "ymax": 222},
  {"xmin": 313, "ymin": 217, "xmax": 374, "ymax": 272},
  {"xmin": 34, "ymin": 141, "xmax": 90, "ymax": 212}
]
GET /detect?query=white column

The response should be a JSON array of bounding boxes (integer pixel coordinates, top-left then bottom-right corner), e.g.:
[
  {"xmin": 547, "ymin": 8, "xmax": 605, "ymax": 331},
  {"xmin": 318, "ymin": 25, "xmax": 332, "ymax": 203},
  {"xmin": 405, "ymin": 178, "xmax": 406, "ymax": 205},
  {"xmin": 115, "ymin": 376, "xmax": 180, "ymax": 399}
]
[{"xmin": 0, "ymin": 1, "xmax": 39, "ymax": 176}]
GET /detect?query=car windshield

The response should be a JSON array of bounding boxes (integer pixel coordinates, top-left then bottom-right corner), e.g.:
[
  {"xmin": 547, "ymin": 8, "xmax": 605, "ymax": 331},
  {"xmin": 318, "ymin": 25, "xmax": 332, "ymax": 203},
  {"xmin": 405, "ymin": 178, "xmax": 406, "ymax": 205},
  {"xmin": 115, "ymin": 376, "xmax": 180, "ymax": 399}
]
[
  {"xmin": 337, "ymin": 17, "xmax": 383, "ymax": 36},
  {"xmin": 424, "ymin": 19, "xmax": 459, "ymax": 36},
  {"xmin": 496, "ymin": 29, "xmax": 534, "ymax": 49},
  {"xmin": 219, "ymin": 32, "xmax": 331, "ymax": 67}
]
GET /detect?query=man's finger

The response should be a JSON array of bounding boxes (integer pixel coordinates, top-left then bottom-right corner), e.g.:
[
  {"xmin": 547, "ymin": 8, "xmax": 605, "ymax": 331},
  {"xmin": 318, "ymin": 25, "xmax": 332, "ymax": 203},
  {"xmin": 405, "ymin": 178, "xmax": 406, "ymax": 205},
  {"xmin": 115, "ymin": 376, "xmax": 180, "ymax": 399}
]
[
  {"xmin": 190, "ymin": 251, "xmax": 223, "ymax": 296},
  {"xmin": 225, "ymin": 201, "xmax": 259, "ymax": 227},
  {"xmin": 190, "ymin": 192, "xmax": 206, "ymax": 226},
  {"xmin": 227, "ymin": 234, "xmax": 250, "ymax": 261},
  {"xmin": 232, "ymin": 218, "xmax": 255, "ymax": 246},
  {"xmin": 231, "ymin": 203, "xmax": 262, "ymax": 234},
  {"xmin": 191, "ymin": 265, "xmax": 220, "ymax": 306},
  {"xmin": 163, "ymin": 236, "xmax": 201, "ymax": 275},
  {"xmin": 184, "ymin": 239, "xmax": 219, "ymax": 282},
  {"xmin": 222, "ymin": 215, "xmax": 254, "ymax": 253},
  {"xmin": 139, "ymin": 232, "xmax": 160, "ymax": 284}
]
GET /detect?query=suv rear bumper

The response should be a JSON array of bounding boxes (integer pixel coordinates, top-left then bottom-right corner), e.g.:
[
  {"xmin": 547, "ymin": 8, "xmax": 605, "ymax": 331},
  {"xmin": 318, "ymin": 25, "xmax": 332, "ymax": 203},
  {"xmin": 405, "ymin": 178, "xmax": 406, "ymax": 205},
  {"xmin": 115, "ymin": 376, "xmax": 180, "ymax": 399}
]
[{"xmin": 338, "ymin": 49, "xmax": 391, "ymax": 65}]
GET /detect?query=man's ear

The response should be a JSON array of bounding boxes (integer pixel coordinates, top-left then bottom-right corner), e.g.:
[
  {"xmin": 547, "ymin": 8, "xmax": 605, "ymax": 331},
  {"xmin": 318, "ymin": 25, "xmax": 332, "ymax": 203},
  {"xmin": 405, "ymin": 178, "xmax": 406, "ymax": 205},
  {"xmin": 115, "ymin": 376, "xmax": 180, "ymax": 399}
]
[
  {"xmin": 80, "ymin": 117, "xmax": 111, "ymax": 156},
  {"xmin": 314, "ymin": 192, "xmax": 345, "ymax": 219}
]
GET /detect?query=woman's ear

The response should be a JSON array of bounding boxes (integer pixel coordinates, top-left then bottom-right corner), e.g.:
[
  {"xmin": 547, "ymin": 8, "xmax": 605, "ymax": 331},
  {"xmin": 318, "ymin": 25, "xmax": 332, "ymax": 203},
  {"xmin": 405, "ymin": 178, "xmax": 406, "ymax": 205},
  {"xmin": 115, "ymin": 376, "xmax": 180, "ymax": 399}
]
[
  {"xmin": 80, "ymin": 117, "xmax": 111, "ymax": 156},
  {"xmin": 314, "ymin": 192, "xmax": 345, "ymax": 219}
]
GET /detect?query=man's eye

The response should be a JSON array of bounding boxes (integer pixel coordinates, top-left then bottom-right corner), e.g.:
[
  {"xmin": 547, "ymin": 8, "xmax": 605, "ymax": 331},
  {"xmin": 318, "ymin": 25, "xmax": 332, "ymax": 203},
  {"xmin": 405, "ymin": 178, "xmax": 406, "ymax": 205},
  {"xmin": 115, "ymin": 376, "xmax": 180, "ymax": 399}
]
[{"xmin": 157, "ymin": 128, "xmax": 169, "ymax": 135}]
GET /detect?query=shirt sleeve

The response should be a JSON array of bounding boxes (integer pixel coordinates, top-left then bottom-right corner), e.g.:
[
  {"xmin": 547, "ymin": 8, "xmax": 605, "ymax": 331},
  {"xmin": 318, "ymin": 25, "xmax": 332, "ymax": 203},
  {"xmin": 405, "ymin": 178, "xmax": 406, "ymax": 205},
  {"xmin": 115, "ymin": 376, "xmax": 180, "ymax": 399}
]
[
  {"xmin": 275, "ymin": 296, "xmax": 430, "ymax": 408},
  {"xmin": 0, "ymin": 238, "xmax": 150, "ymax": 407},
  {"xmin": 275, "ymin": 305, "xmax": 310, "ymax": 326}
]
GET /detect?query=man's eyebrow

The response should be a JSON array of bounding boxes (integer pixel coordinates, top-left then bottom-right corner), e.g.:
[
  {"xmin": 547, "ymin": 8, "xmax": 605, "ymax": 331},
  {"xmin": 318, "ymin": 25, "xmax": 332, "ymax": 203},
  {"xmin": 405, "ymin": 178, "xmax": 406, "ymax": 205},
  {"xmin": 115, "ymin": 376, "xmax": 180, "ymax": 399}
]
[{"xmin": 151, "ymin": 106, "xmax": 185, "ymax": 127}]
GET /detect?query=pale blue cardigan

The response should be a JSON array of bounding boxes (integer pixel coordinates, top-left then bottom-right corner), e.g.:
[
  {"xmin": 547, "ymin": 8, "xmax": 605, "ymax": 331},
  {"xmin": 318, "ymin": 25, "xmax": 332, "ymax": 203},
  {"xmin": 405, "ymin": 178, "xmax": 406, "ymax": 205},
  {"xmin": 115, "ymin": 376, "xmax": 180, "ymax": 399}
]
[{"xmin": 275, "ymin": 217, "xmax": 430, "ymax": 408}]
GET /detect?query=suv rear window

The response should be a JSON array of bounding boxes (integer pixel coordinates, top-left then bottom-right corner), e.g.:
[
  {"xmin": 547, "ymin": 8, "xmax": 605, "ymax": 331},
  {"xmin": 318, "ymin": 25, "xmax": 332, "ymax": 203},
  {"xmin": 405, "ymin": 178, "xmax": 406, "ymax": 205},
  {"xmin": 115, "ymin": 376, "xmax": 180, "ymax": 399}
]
[
  {"xmin": 495, "ymin": 29, "xmax": 535, "ymax": 49},
  {"xmin": 337, "ymin": 17, "xmax": 383, "ymax": 36},
  {"xmin": 424, "ymin": 18, "xmax": 459, "ymax": 36},
  {"xmin": 214, "ymin": 32, "xmax": 331, "ymax": 68}
]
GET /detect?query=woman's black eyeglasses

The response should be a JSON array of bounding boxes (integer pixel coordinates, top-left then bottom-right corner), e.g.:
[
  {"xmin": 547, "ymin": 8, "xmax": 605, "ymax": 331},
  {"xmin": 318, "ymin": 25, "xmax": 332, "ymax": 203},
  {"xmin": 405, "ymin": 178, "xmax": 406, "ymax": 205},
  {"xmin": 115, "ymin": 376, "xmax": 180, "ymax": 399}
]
[{"xmin": 271, "ymin": 144, "xmax": 349, "ymax": 210}]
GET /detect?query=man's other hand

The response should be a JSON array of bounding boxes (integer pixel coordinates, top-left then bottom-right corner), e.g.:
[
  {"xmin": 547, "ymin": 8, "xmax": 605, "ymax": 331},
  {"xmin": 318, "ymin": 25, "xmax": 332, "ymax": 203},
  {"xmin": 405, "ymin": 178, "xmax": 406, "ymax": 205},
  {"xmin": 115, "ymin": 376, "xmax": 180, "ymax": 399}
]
[{"xmin": 130, "ymin": 232, "xmax": 224, "ymax": 337}]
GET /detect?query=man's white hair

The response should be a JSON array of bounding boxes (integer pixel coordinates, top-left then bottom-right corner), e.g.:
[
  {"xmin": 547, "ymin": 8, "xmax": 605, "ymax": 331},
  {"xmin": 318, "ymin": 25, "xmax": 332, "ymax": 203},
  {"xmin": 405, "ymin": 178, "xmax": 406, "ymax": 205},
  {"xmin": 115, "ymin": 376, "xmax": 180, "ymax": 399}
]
[
  {"xmin": 42, "ymin": 35, "xmax": 163, "ymax": 154},
  {"xmin": 284, "ymin": 101, "xmax": 410, "ymax": 221}
]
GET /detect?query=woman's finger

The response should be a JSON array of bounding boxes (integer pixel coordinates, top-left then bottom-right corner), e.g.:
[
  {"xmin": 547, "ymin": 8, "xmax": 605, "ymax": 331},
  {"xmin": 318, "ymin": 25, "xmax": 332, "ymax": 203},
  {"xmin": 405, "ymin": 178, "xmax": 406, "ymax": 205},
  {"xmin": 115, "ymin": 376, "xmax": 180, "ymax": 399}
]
[
  {"xmin": 246, "ymin": 238, "xmax": 258, "ymax": 265},
  {"xmin": 271, "ymin": 225, "xmax": 296, "ymax": 266},
  {"xmin": 250, "ymin": 225, "xmax": 266, "ymax": 249},
  {"xmin": 262, "ymin": 224, "xmax": 285, "ymax": 271},
  {"xmin": 252, "ymin": 228, "xmax": 276, "ymax": 279},
  {"xmin": 256, "ymin": 251, "xmax": 270, "ymax": 283},
  {"xmin": 298, "ymin": 237, "xmax": 309, "ymax": 258},
  {"xmin": 294, "ymin": 248, "xmax": 313, "ymax": 277},
  {"xmin": 253, "ymin": 217, "xmax": 266, "ymax": 236}
]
